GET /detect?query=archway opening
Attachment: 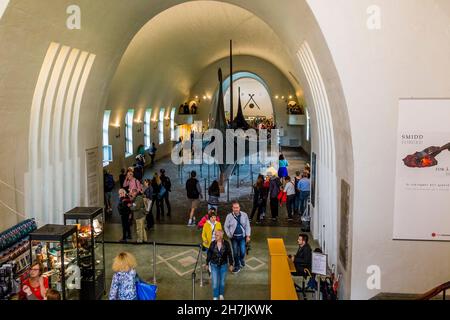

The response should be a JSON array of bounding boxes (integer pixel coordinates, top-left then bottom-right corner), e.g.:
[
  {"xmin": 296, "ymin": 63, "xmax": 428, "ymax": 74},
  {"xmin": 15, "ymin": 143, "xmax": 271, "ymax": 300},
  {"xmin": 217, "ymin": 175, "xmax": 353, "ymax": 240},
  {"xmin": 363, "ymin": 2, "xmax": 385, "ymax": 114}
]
[{"xmin": 223, "ymin": 72, "xmax": 274, "ymax": 122}]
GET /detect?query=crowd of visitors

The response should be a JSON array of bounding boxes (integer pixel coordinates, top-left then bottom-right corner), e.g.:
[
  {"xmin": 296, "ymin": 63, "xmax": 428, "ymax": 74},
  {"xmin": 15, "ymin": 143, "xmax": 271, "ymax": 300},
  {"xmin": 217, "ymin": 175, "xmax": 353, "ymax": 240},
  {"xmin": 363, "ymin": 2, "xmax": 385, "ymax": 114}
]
[
  {"xmin": 103, "ymin": 146, "xmax": 312, "ymax": 300},
  {"xmin": 113, "ymin": 162, "xmax": 172, "ymax": 242},
  {"xmin": 178, "ymin": 102, "xmax": 198, "ymax": 115}
]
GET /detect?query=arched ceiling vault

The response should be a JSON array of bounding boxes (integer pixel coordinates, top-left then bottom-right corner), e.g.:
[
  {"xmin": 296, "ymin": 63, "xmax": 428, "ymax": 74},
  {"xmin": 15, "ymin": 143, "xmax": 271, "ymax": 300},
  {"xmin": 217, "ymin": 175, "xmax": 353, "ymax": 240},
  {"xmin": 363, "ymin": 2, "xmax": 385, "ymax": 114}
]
[{"xmin": 107, "ymin": 0, "xmax": 301, "ymax": 108}]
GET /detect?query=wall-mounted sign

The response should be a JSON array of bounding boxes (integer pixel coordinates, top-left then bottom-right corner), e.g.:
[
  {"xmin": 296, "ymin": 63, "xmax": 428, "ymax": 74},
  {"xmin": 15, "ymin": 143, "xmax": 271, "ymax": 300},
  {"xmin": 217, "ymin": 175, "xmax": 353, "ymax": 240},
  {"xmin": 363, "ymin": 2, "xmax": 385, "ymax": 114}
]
[
  {"xmin": 311, "ymin": 152, "xmax": 317, "ymax": 208},
  {"xmin": 393, "ymin": 99, "xmax": 450, "ymax": 241},
  {"xmin": 86, "ymin": 147, "xmax": 99, "ymax": 207},
  {"xmin": 288, "ymin": 114, "xmax": 306, "ymax": 126},
  {"xmin": 312, "ymin": 252, "xmax": 327, "ymax": 276}
]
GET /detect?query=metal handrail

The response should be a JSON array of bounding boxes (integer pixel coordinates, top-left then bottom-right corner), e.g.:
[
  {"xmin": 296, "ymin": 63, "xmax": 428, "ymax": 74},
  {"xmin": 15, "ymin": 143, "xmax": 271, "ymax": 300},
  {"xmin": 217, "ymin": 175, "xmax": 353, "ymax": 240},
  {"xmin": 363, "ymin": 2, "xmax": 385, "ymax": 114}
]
[
  {"xmin": 192, "ymin": 244, "xmax": 204, "ymax": 300},
  {"xmin": 103, "ymin": 240, "xmax": 203, "ymax": 297},
  {"xmin": 102, "ymin": 240, "xmax": 200, "ymax": 247},
  {"xmin": 416, "ymin": 281, "xmax": 450, "ymax": 300}
]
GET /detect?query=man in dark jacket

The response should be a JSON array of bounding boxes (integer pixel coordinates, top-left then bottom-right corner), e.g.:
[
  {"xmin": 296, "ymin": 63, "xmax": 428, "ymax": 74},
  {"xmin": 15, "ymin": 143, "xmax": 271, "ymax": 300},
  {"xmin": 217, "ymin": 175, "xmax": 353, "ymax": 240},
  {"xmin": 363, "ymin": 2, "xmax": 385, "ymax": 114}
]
[
  {"xmin": 160, "ymin": 169, "xmax": 172, "ymax": 216},
  {"xmin": 186, "ymin": 170, "xmax": 202, "ymax": 226},
  {"xmin": 291, "ymin": 233, "xmax": 312, "ymax": 277}
]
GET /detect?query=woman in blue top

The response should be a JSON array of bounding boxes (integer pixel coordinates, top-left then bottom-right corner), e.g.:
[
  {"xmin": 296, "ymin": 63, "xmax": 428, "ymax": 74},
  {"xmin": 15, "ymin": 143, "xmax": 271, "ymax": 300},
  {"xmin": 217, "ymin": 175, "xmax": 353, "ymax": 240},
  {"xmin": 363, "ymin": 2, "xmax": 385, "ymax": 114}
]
[
  {"xmin": 109, "ymin": 252, "xmax": 138, "ymax": 300},
  {"xmin": 278, "ymin": 154, "xmax": 289, "ymax": 178}
]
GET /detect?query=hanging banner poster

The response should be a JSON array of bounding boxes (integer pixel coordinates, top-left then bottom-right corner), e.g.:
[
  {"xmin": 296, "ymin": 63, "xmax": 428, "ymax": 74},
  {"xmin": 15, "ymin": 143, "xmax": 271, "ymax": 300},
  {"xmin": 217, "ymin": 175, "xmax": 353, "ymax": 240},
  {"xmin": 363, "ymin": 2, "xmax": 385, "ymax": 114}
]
[
  {"xmin": 393, "ymin": 99, "xmax": 450, "ymax": 241},
  {"xmin": 86, "ymin": 147, "xmax": 99, "ymax": 207}
]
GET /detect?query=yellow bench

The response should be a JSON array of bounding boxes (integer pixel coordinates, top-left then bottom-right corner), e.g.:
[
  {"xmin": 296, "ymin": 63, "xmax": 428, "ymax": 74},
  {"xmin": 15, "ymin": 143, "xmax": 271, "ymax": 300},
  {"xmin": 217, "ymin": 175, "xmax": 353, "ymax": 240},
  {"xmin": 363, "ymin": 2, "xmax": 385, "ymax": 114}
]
[{"xmin": 267, "ymin": 238, "xmax": 298, "ymax": 300}]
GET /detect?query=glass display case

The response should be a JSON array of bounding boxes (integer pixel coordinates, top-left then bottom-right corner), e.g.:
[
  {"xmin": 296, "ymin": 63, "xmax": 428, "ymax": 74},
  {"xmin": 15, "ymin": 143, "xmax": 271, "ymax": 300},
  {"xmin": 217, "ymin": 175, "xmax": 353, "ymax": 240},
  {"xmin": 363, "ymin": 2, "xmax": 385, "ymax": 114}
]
[
  {"xmin": 64, "ymin": 207, "xmax": 105, "ymax": 300},
  {"xmin": 29, "ymin": 224, "xmax": 79, "ymax": 300}
]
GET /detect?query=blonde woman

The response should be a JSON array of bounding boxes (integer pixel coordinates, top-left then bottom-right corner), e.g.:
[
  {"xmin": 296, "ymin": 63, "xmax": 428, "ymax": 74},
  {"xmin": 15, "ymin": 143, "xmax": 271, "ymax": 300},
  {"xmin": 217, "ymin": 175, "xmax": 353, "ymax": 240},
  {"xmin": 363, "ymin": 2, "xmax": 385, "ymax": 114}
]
[{"xmin": 109, "ymin": 252, "xmax": 138, "ymax": 300}]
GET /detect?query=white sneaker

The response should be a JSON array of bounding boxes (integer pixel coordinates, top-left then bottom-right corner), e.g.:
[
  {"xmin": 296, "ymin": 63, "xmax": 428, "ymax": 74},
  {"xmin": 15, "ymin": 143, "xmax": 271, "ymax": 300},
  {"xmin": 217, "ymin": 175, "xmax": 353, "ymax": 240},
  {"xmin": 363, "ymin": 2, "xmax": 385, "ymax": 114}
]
[
  {"xmin": 187, "ymin": 219, "xmax": 192, "ymax": 226},
  {"xmin": 219, "ymin": 295, "xmax": 224, "ymax": 300},
  {"xmin": 213, "ymin": 297, "xmax": 219, "ymax": 300}
]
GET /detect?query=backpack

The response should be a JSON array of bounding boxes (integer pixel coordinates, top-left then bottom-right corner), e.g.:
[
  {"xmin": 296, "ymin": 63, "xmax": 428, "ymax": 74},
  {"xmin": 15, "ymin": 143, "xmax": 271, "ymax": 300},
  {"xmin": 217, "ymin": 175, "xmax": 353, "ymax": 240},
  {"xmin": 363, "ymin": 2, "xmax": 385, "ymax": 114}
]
[
  {"xmin": 158, "ymin": 185, "xmax": 166, "ymax": 199},
  {"xmin": 104, "ymin": 174, "xmax": 115, "ymax": 192}
]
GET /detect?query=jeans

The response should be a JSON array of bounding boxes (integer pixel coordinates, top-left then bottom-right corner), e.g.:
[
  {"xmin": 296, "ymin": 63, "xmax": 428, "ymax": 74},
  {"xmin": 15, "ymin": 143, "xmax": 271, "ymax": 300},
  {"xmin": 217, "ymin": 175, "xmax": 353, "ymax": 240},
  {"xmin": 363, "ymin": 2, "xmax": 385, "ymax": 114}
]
[
  {"xmin": 299, "ymin": 191, "xmax": 310, "ymax": 215},
  {"xmin": 231, "ymin": 237, "xmax": 246, "ymax": 269},
  {"xmin": 151, "ymin": 197, "xmax": 164, "ymax": 219},
  {"xmin": 286, "ymin": 195, "xmax": 296, "ymax": 219},
  {"xmin": 162, "ymin": 192, "xmax": 171, "ymax": 215},
  {"xmin": 210, "ymin": 263, "xmax": 228, "ymax": 298}
]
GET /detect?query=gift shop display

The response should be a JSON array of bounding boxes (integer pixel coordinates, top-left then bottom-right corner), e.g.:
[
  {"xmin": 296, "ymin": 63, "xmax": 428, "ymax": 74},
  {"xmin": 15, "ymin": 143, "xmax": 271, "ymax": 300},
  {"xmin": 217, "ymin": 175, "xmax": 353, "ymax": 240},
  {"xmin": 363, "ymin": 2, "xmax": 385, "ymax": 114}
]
[
  {"xmin": 0, "ymin": 219, "xmax": 37, "ymax": 300},
  {"xmin": 28, "ymin": 224, "xmax": 79, "ymax": 300},
  {"xmin": 64, "ymin": 207, "xmax": 105, "ymax": 300}
]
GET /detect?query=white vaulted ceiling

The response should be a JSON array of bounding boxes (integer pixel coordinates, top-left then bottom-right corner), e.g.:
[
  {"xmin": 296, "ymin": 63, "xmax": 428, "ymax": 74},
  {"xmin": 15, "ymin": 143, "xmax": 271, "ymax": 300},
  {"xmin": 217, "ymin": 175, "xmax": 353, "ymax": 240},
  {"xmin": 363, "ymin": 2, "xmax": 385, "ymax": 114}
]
[{"xmin": 107, "ymin": 1, "xmax": 297, "ymax": 108}]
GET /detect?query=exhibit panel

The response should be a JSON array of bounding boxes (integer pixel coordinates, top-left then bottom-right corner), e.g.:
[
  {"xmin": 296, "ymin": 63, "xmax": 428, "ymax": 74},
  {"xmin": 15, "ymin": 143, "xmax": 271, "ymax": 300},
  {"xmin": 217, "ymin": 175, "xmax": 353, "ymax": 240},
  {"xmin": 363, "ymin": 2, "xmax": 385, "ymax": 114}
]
[{"xmin": 393, "ymin": 99, "xmax": 450, "ymax": 241}]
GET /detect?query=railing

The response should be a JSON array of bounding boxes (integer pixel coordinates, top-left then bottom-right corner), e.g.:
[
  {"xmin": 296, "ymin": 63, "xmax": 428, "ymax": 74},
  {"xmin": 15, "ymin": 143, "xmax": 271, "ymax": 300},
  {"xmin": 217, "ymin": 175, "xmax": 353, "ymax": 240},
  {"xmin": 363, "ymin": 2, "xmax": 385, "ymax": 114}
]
[
  {"xmin": 191, "ymin": 244, "xmax": 204, "ymax": 300},
  {"xmin": 416, "ymin": 281, "xmax": 450, "ymax": 300},
  {"xmin": 103, "ymin": 240, "xmax": 205, "ymax": 299}
]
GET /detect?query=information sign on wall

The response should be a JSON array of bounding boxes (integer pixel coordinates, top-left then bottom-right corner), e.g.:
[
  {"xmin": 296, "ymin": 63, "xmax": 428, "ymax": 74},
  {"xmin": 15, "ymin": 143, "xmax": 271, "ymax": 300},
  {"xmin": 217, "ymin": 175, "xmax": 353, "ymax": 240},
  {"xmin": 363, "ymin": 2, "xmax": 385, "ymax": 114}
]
[{"xmin": 393, "ymin": 99, "xmax": 450, "ymax": 241}]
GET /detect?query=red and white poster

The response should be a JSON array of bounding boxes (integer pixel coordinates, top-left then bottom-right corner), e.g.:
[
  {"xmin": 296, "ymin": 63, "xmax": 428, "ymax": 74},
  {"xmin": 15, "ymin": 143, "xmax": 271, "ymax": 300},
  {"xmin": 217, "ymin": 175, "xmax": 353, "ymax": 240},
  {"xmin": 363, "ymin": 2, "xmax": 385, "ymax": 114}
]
[{"xmin": 393, "ymin": 99, "xmax": 450, "ymax": 241}]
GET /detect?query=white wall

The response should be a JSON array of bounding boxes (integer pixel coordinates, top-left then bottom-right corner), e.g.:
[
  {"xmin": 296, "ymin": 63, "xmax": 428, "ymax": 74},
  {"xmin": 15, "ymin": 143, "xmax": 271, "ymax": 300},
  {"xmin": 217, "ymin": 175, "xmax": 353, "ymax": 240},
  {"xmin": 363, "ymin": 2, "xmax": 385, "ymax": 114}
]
[{"xmin": 307, "ymin": 0, "xmax": 450, "ymax": 299}]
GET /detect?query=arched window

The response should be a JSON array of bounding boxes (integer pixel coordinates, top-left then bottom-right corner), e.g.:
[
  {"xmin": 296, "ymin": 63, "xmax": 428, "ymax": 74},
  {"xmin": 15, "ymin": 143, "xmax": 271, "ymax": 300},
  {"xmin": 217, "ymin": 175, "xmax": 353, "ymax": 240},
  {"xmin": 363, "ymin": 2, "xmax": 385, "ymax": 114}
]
[
  {"xmin": 144, "ymin": 108, "xmax": 152, "ymax": 149},
  {"xmin": 102, "ymin": 110, "xmax": 111, "ymax": 166},
  {"xmin": 158, "ymin": 108, "xmax": 165, "ymax": 144},
  {"xmin": 125, "ymin": 109, "xmax": 134, "ymax": 156},
  {"xmin": 170, "ymin": 107, "xmax": 176, "ymax": 141}
]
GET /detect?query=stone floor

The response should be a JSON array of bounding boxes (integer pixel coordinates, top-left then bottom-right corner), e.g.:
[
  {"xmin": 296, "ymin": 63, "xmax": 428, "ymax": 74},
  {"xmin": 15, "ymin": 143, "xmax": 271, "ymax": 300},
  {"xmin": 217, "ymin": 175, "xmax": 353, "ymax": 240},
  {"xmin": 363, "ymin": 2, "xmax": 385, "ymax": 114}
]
[
  {"xmin": 102, "ymin": 146, "xmax": 314, "ymax": 300},
  {"xmin": 103, "ymin": 224, "xmax": 318, "ymax": 300}
]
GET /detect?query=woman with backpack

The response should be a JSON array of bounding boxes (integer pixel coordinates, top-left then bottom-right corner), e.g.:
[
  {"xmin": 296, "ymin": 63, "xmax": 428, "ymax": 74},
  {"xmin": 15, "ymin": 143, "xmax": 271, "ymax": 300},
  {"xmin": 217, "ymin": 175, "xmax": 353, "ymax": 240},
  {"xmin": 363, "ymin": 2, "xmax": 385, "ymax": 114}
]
[
  {"xmin": 143, "ymin": 179, "xmax": 154, "ymax": 230},
  {"xmin": 109, "ymin": 252, "xmax": 138, "ymax": 300}
]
